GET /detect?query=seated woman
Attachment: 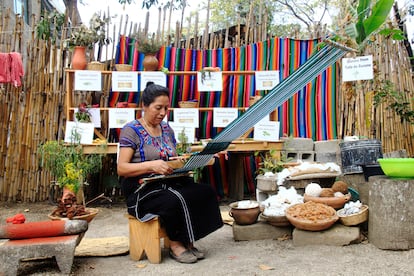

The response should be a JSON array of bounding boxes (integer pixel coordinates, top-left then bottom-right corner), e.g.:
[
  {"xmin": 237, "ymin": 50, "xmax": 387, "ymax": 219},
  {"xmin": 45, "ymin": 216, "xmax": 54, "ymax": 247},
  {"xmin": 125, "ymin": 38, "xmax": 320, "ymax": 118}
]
[{"xmin": 117, "ymin": 82, "xmax": 223, "ymax": 264}]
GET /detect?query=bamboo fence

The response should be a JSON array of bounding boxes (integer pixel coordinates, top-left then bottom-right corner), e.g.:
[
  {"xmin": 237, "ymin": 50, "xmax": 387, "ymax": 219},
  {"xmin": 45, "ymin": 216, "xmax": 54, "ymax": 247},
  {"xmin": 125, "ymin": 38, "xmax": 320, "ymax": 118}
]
[{"xmin": 0, "ymin": 7, "xmax": 413, "ymax": 202}]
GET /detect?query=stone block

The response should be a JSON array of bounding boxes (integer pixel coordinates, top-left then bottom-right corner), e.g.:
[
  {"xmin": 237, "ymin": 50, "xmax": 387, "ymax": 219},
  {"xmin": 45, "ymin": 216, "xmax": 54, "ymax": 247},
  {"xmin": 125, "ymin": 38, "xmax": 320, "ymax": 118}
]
[
  {"xmin": 281, "ymin": 138, "xmax": 314, "ymax": 151},
  {"xmin": 232, "ymin": 221, "xmax": 292, "ymax": 241},
  {"xmin": 292, "ymin": 224, "xmax": 361, "ymax": 246},
  {"xmin": 368, "ymin": 176, "xmax": 414, "ymax": 250},
  {"xmin": 0, "ymin": 234, "xmax": 82, "ymax": 276}
]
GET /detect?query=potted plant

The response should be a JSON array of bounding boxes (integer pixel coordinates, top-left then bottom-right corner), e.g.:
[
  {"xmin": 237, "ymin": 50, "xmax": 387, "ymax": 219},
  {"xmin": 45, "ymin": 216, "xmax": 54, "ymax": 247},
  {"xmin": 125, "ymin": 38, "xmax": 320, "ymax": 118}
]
[
  {"xmin": 65, "ymin": 12, "xmax": 112, "ymax": 70},
  {"xmin": 39, "ymin": 129, "xmax": 106, "ymax": 220},
  {"xmin": 133, "ymin": 32, "xmax": 162, "ymax": 71},
  {"xmin": 255, "ymin": 149, "xmax": 287, "ymax": 192}
]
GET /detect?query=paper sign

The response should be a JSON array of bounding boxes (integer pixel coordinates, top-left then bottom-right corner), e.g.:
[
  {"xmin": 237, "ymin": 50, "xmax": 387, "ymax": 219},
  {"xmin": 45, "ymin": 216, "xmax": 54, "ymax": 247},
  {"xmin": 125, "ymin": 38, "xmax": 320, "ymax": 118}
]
[
  {"xmin": 74, "ymin": 108, "xmax": 101, "ymax": 128},
  {"xmin": 173, "ymin": 108, "xmax": 199, "ymax": 127},
  {"xmin": 168, "ymin": 122, "xmax": 195, "ymax": 143},
  {"xmin": 255, "ymin": 70, "xmax": 280, "ymax": 90},
  {"xmin": 64, "ymin": 121, "xmax": 95, "ymax": 144},
  {"xmin": 254, "ymin": 114, "xmax": 270, "ymax": 125},
  {"xmin": 342, "ymin": 55, "xmax": 373, "ymax": 82},
  {"xmin": 74, "ymin": 70, "xmax": 102, "ymax": 91},
  {"xmin": 254, "ymin": 121, "xmax": 280, "ymax": 142},
  {"xmin": 140, "ymin": 71, "xmax": 167, "ymax": 90},
  {"xmin": 213, "ymin": 108, "xmax": 238, "ymax": 127},
  {"xmin": 108, "ymin": 108, "xmax": 135, "ymax": 128},
  {"xmin": 197, "ymin": 71, "xmax": 223, "ymax": 91},
  {"xmin": 112, "ymin": 72, "xmax": 138, "ymax": 92}
]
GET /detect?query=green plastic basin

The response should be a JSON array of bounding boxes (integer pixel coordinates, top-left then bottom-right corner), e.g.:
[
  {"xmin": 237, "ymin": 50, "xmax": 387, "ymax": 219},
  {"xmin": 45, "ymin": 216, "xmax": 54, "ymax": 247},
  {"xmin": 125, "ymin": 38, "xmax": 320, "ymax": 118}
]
[{"xmin": 377, "ymin": 158, "xmax": 414, "ymax": 179}]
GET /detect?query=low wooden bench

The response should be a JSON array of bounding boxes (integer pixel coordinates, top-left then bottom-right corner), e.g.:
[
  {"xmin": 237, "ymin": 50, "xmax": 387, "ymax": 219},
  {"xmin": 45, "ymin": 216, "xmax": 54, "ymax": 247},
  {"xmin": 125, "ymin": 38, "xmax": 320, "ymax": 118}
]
[{"xmin": 125, "ymin": 214, "xmax": 170, "ymax": 263}]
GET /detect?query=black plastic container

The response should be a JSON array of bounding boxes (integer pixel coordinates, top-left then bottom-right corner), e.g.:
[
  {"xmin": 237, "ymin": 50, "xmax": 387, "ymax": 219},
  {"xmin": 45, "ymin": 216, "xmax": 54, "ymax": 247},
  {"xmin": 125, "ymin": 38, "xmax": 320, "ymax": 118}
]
[{"xmin": 362, "ymin": 164, "xmax": 385, "ymax": 181}]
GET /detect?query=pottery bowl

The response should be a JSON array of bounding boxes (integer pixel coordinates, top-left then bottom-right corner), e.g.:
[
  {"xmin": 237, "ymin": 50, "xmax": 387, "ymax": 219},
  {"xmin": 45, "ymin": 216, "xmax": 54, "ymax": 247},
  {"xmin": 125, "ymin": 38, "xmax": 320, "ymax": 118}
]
[{"xmin": 229, "ymin": 201, "xmax": 260, "ymax": 225}]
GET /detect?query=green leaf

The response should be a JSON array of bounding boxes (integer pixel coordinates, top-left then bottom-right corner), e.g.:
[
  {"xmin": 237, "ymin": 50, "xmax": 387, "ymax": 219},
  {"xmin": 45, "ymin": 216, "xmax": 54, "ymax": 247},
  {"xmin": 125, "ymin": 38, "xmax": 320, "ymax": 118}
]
[{"xmin": 363, "ymin": 0, "xmax": 394, "ymax": 40}]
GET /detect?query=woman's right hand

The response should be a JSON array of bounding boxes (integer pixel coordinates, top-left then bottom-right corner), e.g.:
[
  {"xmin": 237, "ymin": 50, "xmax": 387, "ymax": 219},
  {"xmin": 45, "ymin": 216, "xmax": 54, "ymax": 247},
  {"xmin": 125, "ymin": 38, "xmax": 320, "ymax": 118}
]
[{"xmin": 150, "ymin": 159, "xmax": 174, "ymax": 175}]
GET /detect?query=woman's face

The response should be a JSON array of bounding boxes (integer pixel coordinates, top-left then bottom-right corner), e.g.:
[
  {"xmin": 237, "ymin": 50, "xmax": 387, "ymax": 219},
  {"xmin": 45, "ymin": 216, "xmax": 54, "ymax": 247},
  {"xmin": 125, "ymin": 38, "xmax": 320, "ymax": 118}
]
[{"xmin": 144, "ymin": 95, "xmax": 170, "ymax": 124}]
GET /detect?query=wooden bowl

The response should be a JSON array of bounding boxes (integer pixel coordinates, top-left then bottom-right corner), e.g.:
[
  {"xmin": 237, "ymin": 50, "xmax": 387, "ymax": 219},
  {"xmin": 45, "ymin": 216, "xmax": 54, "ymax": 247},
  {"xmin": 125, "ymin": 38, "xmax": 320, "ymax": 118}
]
[
  {"xmin": 48, "ymin": 207, "xmax": 99, "ymax": 223},
  {"xmin": 260, "ymin": 213, "xmax": 291, "ymax": 227},
  {"xmin": 337, "ymin": 205, "xmax": 369, "ymax": 226},
  {"xmin": 285, "ymin": 202, "xmax": 338, "ymax": 231},
  {"xmin": 303, "ymin": 193, "xmax": 351, "ymax": 209}
]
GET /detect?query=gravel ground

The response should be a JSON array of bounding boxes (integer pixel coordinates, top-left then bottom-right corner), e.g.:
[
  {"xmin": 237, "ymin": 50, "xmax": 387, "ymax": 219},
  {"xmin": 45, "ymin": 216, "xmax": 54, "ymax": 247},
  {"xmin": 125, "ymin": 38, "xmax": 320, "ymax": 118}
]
[{"xmin": 1, "ymin": 201, "xmax": 414, "ymax": 276}]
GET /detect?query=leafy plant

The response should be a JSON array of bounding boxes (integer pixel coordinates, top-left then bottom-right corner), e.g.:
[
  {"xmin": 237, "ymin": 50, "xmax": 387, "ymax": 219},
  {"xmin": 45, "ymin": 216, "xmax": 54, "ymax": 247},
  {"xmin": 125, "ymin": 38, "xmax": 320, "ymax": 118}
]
[
  {"xmin": 176, "ymin": 128, "xmax": 191, "ymax": 155},
  {"xmin": 36, "ymin": 10, "xmax": 65, "ymax": 42},
  {"xmin": 75, "ymin": 102, "xmax": 92, "ymax": 123},
  {"xmin": 65, "ymin": 12, "xmax": 112, "ymax": 49},
  {"xmin": 39, "ymin": 130, "xmax": 106, "ymax": 193},
  {"xmin": 373, "ymin": 80, "xmax": 414, "ymax": 124},
  {"xmin": 255, "ymin": 149, "xmax": 288, "ymax": 175},
  {"xmin": 133, "ymin": 32, "xmax": 162, "ymax": 54}
]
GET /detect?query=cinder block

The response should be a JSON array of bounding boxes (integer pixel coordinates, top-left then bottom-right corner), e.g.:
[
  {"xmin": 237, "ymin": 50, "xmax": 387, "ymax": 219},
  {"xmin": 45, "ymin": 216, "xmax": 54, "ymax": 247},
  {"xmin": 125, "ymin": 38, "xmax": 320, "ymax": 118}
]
[
  {"xmin": 232, "ymin": 221, "xmax": 292, "ymax": 241},
  {"xmin": 313, "ymin": 139, "xmax": 341, "ymax": 153},
  {"xmin": 292, "ymin": 224, "xmax": 361, "ymax": 246},
  {"xmin": 281, "ymin": 138, "xmax": 314, "ymax": 151},
  {"xmin": 256, "ymin": 189, "xmax": 277, "ymax": 203},
  {"xmin": 282, "ymin": 150, "xmax": 315, "ymax": 162}
]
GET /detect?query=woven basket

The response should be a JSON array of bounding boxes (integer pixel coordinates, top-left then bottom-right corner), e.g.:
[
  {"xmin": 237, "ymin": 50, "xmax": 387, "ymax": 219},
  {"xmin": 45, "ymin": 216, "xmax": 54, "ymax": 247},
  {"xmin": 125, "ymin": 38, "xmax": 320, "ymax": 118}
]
[
  {"xmin": 178, "ymin": 100, "xmax": 199, "ymax": 108},
  {"xmin": 114, "ymin": 64, "xmax": 132, "ymax": 71},
  {"xmin": 87, "ymin": 62, "xmax": 106, "ymax": 71},
  {"xmin": 337, "ymin": 205, "xmax": 369, "ymax": 226}
]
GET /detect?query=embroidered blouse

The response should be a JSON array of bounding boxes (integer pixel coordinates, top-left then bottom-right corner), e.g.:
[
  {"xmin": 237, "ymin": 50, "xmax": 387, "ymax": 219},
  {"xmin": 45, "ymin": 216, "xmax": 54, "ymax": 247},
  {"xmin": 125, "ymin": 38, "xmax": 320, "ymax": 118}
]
[{"xmin": 119, "ymin": 120, "xmax": 177, "ymax": 163}]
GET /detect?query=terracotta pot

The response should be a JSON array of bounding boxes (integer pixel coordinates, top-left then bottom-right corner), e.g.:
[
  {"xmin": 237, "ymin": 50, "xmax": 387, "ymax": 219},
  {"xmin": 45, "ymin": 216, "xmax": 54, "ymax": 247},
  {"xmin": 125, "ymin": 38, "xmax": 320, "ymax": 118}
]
[
  {"xmin": 228, "ymin": 201, "xmax": 260, "ymax": 225},
  {"xmin": 143, "ymin": 54, "xmax": 159, "ymax": 71},
  {"xmin": 72, "ymin": 46, "xmax": 87, "ymax": 70}
]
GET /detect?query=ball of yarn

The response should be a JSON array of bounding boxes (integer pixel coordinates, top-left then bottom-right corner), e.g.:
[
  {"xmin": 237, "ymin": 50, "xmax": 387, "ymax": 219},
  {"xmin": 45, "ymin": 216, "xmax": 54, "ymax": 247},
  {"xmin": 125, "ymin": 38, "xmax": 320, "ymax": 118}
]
[
  {"xmin": 305, "ymin": 183, "xmax": 322, "ymax": 197},
  {"xmin": 319, "ymin": 188, "xmax": 335, "ymax": 197},
  {"xmin": 332, "ymin": 181, "xmax": 348, "ymax": 194}
]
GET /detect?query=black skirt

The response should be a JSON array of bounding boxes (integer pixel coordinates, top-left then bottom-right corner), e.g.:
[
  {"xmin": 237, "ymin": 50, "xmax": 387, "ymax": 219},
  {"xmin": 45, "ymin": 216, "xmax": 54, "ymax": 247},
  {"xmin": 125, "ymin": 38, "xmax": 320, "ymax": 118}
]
[{"xmin": 121, "ymin": 176, "xmax": 223, "ymax": 244}]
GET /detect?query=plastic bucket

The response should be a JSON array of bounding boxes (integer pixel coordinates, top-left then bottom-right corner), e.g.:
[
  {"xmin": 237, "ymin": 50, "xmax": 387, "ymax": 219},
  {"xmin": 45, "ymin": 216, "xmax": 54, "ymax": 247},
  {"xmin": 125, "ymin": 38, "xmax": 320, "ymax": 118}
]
[{"xmin": 339, "ymin": 139, "xmax": 383, "ymax": 174}]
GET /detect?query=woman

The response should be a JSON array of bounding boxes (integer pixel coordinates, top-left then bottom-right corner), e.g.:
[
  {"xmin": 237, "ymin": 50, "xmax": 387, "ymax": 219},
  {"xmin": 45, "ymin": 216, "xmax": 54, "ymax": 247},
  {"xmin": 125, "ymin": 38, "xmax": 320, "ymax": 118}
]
[{"xmin": 117, "ymin": 82, "xmax": 223, "ymax": 264}]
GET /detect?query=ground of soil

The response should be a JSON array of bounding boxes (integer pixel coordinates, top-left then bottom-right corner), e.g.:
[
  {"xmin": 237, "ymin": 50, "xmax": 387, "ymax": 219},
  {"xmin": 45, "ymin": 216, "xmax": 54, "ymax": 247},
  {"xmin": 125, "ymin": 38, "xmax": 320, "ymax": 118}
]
[{"xmin": 1, "ymin": 201, "xmax": 413, "ymax": 276}]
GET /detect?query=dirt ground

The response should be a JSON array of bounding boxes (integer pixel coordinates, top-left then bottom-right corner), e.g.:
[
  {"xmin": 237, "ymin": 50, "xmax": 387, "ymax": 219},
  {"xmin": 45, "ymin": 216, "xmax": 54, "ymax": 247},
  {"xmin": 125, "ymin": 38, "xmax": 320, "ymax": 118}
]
[{"xmin": 1, "ymin": 201, "xmax": 414, "ymax": 276}]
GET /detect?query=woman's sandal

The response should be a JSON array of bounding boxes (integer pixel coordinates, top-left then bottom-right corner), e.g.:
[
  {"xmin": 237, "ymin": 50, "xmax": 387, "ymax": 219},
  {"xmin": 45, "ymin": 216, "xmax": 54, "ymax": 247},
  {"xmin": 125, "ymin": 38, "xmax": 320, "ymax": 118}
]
[
  {"xmin": 189, "ymin": 247, "xmax": 205, "ymax": 260},
  {"xmin": 169, "ymin": 249, "xmax": 198, "ymax": 264}
]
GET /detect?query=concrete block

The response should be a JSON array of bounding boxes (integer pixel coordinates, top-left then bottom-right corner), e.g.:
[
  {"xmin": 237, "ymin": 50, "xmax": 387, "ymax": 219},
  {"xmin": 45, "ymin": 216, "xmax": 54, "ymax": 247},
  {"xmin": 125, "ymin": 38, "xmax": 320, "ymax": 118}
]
[
  {"xmin": 0, "ymin": 235, "xmax": 82, "ymax": 276},
  {"xmin": 256, "ymin": 189, "xmax": 277, "ymax": 203},
  {"xmin": 232, "ymin": 221, "xmax": 292, "ymax": 241},
  {"xmin": 283, "ymin": 150, "xmax": 315, "ymax": 162},
  {"xmin": 281, "ymin": 138, "xmax": 314, "ymax": 151},
  {"xmin": 292, "ymin": 224, "xmax": 361, "ymax": 246},
  {"xmin": 313, "ymin": 139, "xmax": 341, "ymax": 153}
]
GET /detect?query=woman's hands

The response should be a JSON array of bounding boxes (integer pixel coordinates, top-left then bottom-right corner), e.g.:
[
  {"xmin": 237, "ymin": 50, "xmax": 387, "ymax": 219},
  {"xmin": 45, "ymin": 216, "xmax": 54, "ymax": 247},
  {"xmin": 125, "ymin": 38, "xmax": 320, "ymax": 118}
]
[{"xmin": 150, "ymin": 159, "xmax": 174, "ymax": 175}]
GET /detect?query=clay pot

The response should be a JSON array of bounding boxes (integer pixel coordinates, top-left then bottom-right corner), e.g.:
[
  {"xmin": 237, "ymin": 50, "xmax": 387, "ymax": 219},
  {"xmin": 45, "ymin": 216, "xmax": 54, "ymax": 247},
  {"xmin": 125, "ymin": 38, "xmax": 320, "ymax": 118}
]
[
  {"xmin": 142, "ymin": 54, "xmax": 159, "ymax": 71},
  {"xmin": 71, "ymin": 46, "xmax": 87, "ymax": 70},
  {"xmin": 229, "ymin": 201, "xmax": 260, "ymax": 225}
]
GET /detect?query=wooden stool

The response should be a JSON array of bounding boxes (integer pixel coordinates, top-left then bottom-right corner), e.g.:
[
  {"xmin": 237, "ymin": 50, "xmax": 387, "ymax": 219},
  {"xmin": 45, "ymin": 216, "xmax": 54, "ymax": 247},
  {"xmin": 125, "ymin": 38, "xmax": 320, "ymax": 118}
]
[{"xmin": 125, "ymin": 214, "xmax": 170, "ymax": 263}]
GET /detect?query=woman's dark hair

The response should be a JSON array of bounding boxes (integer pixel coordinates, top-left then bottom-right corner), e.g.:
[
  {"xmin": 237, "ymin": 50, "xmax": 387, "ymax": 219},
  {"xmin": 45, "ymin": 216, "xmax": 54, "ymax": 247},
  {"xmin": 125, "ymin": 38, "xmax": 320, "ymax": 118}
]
[{"xmin": 141, "ymin": 82, "xmax": 170, "ymax": 106}]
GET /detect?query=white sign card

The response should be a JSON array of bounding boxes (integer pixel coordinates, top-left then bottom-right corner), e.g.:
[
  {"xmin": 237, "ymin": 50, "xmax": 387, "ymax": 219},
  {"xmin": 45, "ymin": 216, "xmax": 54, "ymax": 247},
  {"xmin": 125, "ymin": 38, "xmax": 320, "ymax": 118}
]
[
  {"xmin": 197, "ymin": 71, "xmax": 223, "ymax": 91},
  {"xmin": 108, "ymin": 108, "xmax": 135, "ymax": 129},
  {"xmin": 213, "ymin": 108, "xmax": 238, "ymax": 127},
  {"xmin": 342, "ymin": 55, "xmax": 374, "ymax": 82},
  {"xmin": 173, "ymin": 108, "xmax": 199, "ymax": 127},
  {"xmin": 140, "ymin": 71, "xmax": 167, "ymax": 90},
  {"xmin": 254, "ymin": 114, "xmax": 270, "ymax": 125},
  {"xmin": 254, "ymin": 121, "xmax": 280, "ymax": 142},
  {"xmin": 112, "ymin": 71, "xmax": 138, "ymax": 92},
  {"xmin": 74, "ymin": 108, "xmax": 101, "ymax": 128},
  {"xmin": 64, "ymin": 121, "xmax": 95, "ymax": 144},
  {"xmin": 168, "ymin": 122, "xmax": 195, "ymax": 143},
  {"xmin": 74, "ymin": 70, "xmax": 102, "ymax": 91},
  {"xmin": 255, "ymin": 70, "xmax": 280, "ymax": 90}
]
